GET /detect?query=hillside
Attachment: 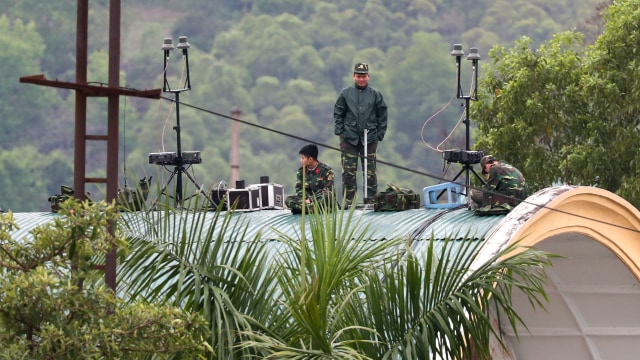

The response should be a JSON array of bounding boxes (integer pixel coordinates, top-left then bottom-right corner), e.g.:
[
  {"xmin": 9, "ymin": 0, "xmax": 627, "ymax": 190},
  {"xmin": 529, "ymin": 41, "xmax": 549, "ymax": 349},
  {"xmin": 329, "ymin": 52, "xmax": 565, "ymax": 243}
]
[{"xmin": 0, "ymin": 0, "xmax": 606, "ymax": 211}]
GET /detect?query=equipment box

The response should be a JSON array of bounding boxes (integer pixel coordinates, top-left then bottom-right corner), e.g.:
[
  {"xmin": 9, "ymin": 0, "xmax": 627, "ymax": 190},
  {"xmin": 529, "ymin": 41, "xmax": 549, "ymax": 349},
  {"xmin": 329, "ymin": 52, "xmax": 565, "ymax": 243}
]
[
  {"xmin": 251, "ymin": 183, "xmax": 284, "ymax": 210},
  {"xmin": 226, "ymin": 186, "xmax": 260, "ymax": 212}
]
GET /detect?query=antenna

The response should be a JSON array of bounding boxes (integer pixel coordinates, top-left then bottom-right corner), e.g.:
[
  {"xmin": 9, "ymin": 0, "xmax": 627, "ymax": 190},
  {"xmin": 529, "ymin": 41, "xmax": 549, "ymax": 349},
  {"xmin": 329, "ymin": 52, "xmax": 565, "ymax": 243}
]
[
  {"xmin": 150, "ymin": 36, "xmax": 213, "ymax": 209},
  {"xmin": 441, "ymin": 44, "xmax": 486, "ymax": 207}
]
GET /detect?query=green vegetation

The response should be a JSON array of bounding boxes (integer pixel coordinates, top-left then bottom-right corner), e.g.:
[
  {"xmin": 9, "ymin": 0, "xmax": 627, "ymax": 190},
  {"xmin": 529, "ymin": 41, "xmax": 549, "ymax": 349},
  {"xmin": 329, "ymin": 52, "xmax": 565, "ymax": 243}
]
[
  {"xmin": 0, "ymin": 201, "xmax": 210, "ymax": 358},
  {"xmin": 0, "ymin": 196, "xmax": 554, "ymax": 358},
  {"xmin": 473, "ymin": 0, "xmax": 640, "ymax": 207},
  {"xmin": 1, "ymin": 0, "xmax": 606, "ymax": 211}
]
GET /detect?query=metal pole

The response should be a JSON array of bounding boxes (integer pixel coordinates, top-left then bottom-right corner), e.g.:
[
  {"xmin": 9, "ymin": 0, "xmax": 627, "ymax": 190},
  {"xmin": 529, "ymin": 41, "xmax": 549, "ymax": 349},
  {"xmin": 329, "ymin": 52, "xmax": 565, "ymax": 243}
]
[
  {"xmin": 230, "ymin": 107, "xmax": 241, "ymax": 186},
  {"xmin": 174, "ymin": 91, "xmax": 183, "ymax": 205},
  {"xmin": 105, "ymin": 0, "xmax": 121, "ymax": 293},
  {"xmin": 363, "ymin": 129, "xmax": 368, "ymax": 202},
  {"xmin": 464, "ymin": 96, "xmax": 471, "ymax": 204},
  {"xmin": 74, "ymin": 0, "xmax": 88, "ymax": 201}
]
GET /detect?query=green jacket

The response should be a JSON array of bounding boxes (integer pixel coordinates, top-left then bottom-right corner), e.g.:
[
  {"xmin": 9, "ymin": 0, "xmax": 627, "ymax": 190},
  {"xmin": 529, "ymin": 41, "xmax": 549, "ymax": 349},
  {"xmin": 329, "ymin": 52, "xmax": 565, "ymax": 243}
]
[
  {"xmin": 295, "ymin": 162, "xmax": 335, "ymax": 203},
  {"xmin": 333, "ymin": 84, "xmax": 388, "ymax": 146}
]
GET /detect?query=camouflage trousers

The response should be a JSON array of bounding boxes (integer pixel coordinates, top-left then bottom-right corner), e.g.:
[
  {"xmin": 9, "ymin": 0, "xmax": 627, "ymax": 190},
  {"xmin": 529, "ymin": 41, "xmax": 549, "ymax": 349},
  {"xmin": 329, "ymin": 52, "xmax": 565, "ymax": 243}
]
[
  {"xmin": 470, "ymin": 189, "xmax": 484, "ymax": 209},
  {"xmin": 470, "ymin": 189, "xmax": 525, "ymax": 208},
  {"xmin": 285, "ymin": 196, "xmax": 313, "ymax": 214},
  {"xmin": 340, "ymin": 139, "xmax": 378, "ymax": 205}
]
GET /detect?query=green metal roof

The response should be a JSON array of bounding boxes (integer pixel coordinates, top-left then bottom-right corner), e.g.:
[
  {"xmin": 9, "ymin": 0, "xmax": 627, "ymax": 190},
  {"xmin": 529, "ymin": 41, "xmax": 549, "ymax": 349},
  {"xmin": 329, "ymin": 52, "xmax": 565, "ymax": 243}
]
[
  {"xmin": 7, "ymin": 207, "xmax": 505, "ymax": 244},
  {"xmin": 5, "ymin": 208, "xmax": 507, "ymax": 293}
]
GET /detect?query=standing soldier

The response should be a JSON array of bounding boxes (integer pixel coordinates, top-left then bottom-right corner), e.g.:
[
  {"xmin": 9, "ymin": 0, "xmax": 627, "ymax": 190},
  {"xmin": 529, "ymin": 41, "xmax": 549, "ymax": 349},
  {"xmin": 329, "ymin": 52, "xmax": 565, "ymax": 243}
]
[{"xmin": 333, "ymin": 62, "xmax": 388, "ymax": 206}]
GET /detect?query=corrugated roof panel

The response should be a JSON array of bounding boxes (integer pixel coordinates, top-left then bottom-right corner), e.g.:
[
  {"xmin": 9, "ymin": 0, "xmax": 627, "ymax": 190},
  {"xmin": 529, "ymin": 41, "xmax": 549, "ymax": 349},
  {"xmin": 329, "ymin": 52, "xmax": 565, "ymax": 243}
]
[
  {"xmin": 224, "ymin": 210, "xmax": 301, "ymax": 240},
  {"xmin": 7, "ymin": 208, "xmax": 506, "ymax": 246},
  {"xmin": 5, "ymin": 212, "xmax": 60, "ymax": 241},
  {"xmin": 418, "ymin": 208, "xmax": 504, "ymax": 241},
  {"xmin": 5, "ymin": 209, "xmax": 506, "ymax": 285}
]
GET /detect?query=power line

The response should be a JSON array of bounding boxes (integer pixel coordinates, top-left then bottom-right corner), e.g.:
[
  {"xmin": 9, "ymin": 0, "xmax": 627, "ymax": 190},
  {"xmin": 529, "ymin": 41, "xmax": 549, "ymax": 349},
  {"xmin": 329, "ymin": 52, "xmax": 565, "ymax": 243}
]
[{"xmin": 163, "ymin": 95, "xmax": 640, "ymax": 236}]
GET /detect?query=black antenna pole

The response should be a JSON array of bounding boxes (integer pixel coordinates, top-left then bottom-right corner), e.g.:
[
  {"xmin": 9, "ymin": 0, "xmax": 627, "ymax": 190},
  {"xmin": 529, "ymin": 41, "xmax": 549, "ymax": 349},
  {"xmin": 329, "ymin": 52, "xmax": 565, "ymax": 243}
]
[
  {"xmin": 151, "ymin": 36, "xmax": 208, "ymax": 209},
  {"xmin": 443, "ymin": 45, "xmax": 485, "ymax": 207},
  {"xmin": 452, "ymin": 44, "xmax": 465, "ymax": 99},
  {"xmin": 173, "ymin": 90, "xmax": 184, "ymax": 204}
]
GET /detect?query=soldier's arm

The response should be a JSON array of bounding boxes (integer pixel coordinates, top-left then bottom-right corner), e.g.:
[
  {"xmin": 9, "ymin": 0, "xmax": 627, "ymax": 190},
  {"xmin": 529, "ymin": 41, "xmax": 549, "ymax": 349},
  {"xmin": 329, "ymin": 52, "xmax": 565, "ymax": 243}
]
[
  {"xmin": 334, "ymin": 91, "xmax": 347, "ymax": 135},
  {"xmin": 294, "ymin": 169, "xmax": 304, "ymax": 197},
  {"xmin": 376, "ymin": 92, "xmax": 388, "ymax": 141},
  {"xmin": 485, "ymin": 168, "xmax": 499, "ymax": 192}
]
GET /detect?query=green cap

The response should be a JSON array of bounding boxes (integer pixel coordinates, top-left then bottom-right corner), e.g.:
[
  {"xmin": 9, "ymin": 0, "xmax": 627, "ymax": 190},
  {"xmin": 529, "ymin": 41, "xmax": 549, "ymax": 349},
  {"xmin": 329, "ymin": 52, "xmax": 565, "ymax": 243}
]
[
  {"xmin": 354, "ymin": 63, "xmax": 369, "ymax": 74},
  {"xmin": 480, "ymin": 155, "xmax": 496, "ymax": 174}
]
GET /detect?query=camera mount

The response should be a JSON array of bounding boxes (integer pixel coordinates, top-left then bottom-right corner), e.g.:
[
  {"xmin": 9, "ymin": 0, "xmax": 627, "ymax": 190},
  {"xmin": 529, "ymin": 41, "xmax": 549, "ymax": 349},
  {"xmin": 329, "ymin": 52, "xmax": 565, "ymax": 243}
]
[{"xmin": 442, "ymin": 149, "xmax": 484, "ymax": 165}]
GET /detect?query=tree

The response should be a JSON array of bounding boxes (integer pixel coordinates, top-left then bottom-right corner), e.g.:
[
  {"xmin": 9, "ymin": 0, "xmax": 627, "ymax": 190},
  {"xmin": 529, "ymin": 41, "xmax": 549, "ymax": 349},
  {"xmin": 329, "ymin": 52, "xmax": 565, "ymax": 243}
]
[
  {"xmin": 119, "ymin": 200, "xmax": 282, "ymax": 359},
  {"xmin": 0, "ymin": 16, "xmax": 61, "ymax": 150},
  {"xmin": 385, "ymin": 32, "xmax": 460, "ymax": 174},
  {"xmin": 0, "ymin": 146, "xmax": 74, "ymax": 212},
  {"xmin": 581, "ymin": 0, "xmax": 640, "ymax": 205},
  {"xmin": 0, "ymin": 200, "xmax": 210, "ymax": 358},
  {"xmin": 472, "ymin": 0, "xmax": 640, "ymax": 207},
  {"xmin": 119, "ymin": 198, "xmax": 554, "ymax": 359},
  {"xmin": 4, "ymin": 1, "xmax": 107, "ymax": 78},
  {"xmin": 473, "ymin": 32, "xmax": 586, "ymax": 192},
  {"xmin": 3, "ymin": 0, "xmax": 610, "ymax": 211}
]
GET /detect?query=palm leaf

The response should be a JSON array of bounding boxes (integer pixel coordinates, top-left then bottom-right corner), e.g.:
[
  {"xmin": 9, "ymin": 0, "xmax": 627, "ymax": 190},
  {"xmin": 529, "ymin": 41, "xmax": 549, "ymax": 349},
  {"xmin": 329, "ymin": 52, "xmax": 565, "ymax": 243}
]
[
  {"xmin": 118, "ymin": 200, "xmax": 281, "ymax": 359},
  {"xmin": 245, "ymin": 199, "xmax": 404, "ymax": 357},
  {"xmin": 344, "ymin": 235, "xmax": 553, "ymax": 359}
]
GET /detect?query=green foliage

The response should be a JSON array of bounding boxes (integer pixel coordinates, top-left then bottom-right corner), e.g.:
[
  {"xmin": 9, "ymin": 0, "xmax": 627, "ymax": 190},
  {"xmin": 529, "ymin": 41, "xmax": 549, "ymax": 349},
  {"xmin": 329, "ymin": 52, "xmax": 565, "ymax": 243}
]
[
  {"xmin": 120, "ymin": 199, "xmax": 554, "ymax": 358},
  {"xmin": 345, "ymin": 238, "xmax": 551, "ymax": 359},
  {"xmin": 3, "ymin": 1, "xmax": 102, "ymax": 77},
  {"xmin": 0, "ymin": 146, "xmax": 72, "ymax": 212},
  {"xmin": 118, "ymin": 200, "xmax": 281, "ymax": 359},
  {"xmin": 473, "ymin": 32, "xmax": 587, "ymax": 191},
  {"xmin": 473, "ymin": 0, "xmax": 640, "ymax": 208},
  {"xmin": 0, "ymin": 16, "xmax": 60, "ymax": 150},
  {"xmin": 0, "ymin": 200, "xmax": 210, "ymax": 358}
]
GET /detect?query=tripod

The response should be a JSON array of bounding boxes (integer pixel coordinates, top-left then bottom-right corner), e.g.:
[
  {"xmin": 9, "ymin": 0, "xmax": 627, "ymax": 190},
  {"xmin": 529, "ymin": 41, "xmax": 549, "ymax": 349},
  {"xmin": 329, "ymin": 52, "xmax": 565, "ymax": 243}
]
[
  {"xmin": 446, "ymin": 96, "xmax": 486, "ymax": 199},
  {"xmin": 154, "ymin": 92, "xmax": 205, "ymax": 207}
]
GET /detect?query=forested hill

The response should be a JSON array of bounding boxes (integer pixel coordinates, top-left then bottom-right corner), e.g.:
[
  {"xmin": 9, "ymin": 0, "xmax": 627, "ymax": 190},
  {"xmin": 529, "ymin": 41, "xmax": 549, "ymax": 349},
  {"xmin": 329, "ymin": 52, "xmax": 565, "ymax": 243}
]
[{"xmin": 0, "ymin": 0, "xmax": 604, "ymax": 211}]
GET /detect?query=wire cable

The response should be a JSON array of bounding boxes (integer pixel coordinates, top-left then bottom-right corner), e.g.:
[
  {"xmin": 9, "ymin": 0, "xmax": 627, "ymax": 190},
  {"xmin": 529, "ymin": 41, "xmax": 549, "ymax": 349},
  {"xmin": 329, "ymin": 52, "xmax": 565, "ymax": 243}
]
[
  {"xmin": 421, "ymin": 60, "xmax": 479, "ymax": 154},
  {"xmin": 164, "ymin": 95, "xmax": 640, "ymax": 236},
  {"xmin": 420, "ymin": 77, "xmax": 458, "ymax": 152}
]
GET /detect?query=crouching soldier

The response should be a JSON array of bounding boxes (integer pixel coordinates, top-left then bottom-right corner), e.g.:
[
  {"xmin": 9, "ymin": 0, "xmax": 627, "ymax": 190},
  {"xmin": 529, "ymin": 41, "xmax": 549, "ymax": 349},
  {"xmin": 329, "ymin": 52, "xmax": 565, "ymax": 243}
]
[{"xmin": 285, "ymin": 144, "xmax": 336, "ymax": 214}]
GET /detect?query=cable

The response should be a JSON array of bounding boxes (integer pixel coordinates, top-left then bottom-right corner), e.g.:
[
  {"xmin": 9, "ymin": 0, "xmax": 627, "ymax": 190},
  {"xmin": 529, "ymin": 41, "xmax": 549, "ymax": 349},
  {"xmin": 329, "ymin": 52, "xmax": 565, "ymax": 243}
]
[
  {"xmin": 164, "ymin": 95, "xmax": 640, "ymax": 236},
  {"xmin": 420, "ymin": 79, "xmax": 458, "ymax": 152},
  {"xmin": 421, "ymin": 59, "xmax": 480, "ymax": 154}
]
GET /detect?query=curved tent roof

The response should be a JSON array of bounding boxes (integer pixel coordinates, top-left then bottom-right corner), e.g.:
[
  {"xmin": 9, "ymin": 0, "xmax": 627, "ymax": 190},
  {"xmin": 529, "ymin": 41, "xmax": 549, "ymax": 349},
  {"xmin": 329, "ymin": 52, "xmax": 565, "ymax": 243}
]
[{"xmin": 476, "ymin": 186, "xmax": 640, "ymax": 360}]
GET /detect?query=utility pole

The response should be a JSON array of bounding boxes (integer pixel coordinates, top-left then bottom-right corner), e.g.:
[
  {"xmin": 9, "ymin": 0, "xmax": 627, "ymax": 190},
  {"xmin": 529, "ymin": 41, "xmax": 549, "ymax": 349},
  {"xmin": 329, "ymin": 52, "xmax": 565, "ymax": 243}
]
[
  {"xmin": 230, "ymin": 107, "xmax": 241, "ymax": 186},
  {"xmin": 20, "ymin": 0, "xmax": 161, "ymax": 292}
]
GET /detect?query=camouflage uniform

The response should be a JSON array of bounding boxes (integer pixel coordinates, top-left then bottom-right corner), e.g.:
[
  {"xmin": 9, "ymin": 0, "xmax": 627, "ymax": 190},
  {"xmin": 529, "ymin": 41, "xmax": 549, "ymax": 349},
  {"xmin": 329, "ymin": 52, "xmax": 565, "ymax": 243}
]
[
  {"xmin": 472, "ymin": 162, "xmax": 527, "ymax": 206},
  {"xmin": 339, "ymin": 140, "xmax": 378, "ymax": 204},
  {"xmin": 333, "ymin": 80, "xmax": 387, "ymax": 205},
  {"xmin": 285, "ymin": 162, "xmax": 335, "ymax": 214}
]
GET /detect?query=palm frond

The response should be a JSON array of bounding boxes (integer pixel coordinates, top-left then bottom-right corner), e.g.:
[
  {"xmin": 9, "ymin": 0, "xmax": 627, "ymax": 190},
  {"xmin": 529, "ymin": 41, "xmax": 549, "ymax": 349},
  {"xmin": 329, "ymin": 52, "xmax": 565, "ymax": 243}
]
[
  {"xmin": 247, "ymin": 200, "xmax": 404, "ymax": 356},
  {"xmin": 117, "ymin": 193, "xmax": 555, "ymax": 360},
  {"xmin": 345, "ymin": 235, "xmax": 554, "ymax": 359},
  {"xmin": 118, "ymin": 202, "xmax": 282, "ymax": 359}
]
